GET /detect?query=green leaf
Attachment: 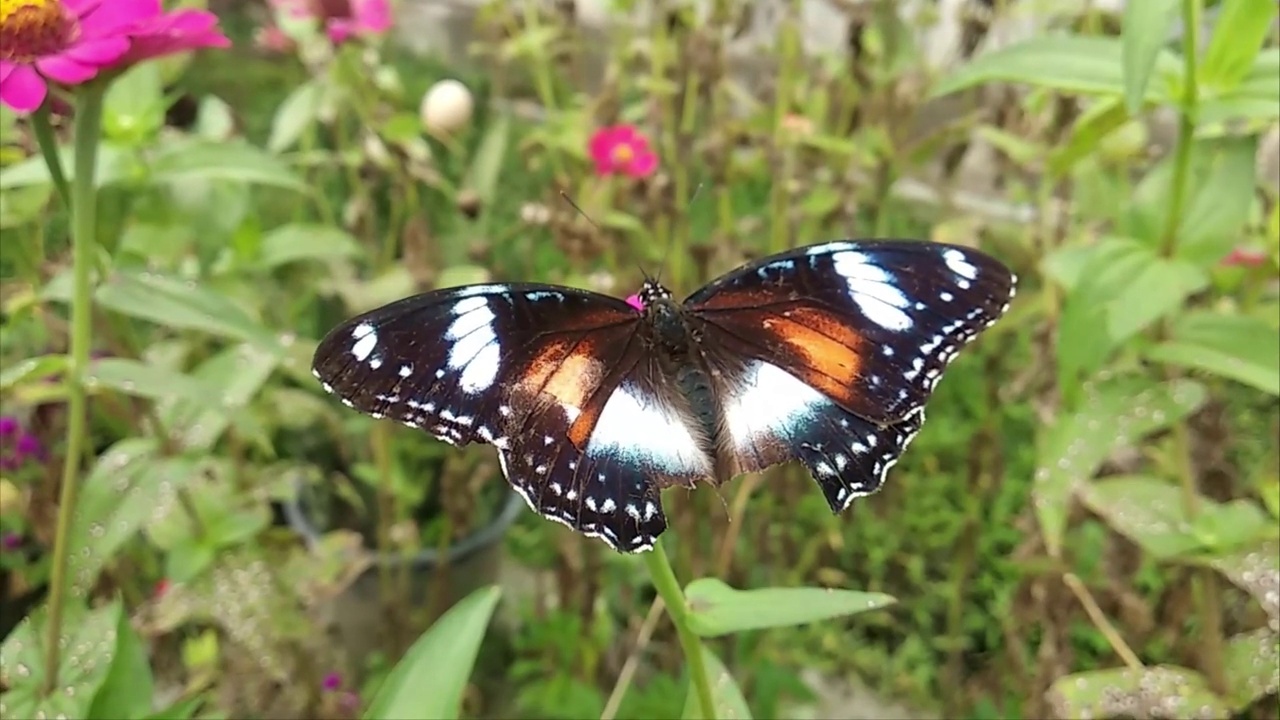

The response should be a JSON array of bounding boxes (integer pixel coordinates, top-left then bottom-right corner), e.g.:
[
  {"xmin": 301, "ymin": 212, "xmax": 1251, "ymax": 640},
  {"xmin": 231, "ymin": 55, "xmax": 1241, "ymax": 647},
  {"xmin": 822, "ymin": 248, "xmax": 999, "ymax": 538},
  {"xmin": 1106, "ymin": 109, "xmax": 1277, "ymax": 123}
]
[
  {"xmin": 932, "ymin": 36, "xmax": 1180, "ymax": 101},
  {"xmin": 1046, "ymin": 666, "xmax": 1231, "ymax": 720},
  {"xmin": 86, "ymin": 358, "xmax": 215, "ymax": 404},
  {"xmin": 1177, "ymin": 136, "xmax": 1260, "ymax": 266},
  {"xmin": 1034, "ymin": 376, "xmax": 1206, "ymax": 557},
  {"xmin": 161, "ymin": 343, "xmax": 280, "ymax": 451},
  {"xmin": 268, "ymin": 78, "xmax": 324, "ymax": 153},
  {"xmin": 1206, "ymin": 542, "xmax": 1279, "ymax": 622},
  {"xmin": 66, "ymin": 439, "xmax": 195, "ymax": 594},
  {"xmin": 1145, "ymin": 311, "xmax": 1280, "ymax": 396},
  {"xmin": 0, "ymin": 354, "xmax": 67, "ymax": 390},
  {"xmin": 103, "ymin": 62, "xmax": 165, "ymax": 145},
  {"xmin": 165, "ymin": 540, "xmax": 218, "ymax": 583},
  {"xmin": 463, "ymin": 113, "xmax": 511, "ymax": 209},
  {"xmin": 1081, "ymin": 476, "xmax": 1272, "ymax": 560},
  {"xmin": 684, "ymin": 579, "xmax": 896, "ymax": 637},
  {"xmin": 362, "ymin": 585, "xmax": 502, "ymax": 720},
  {"xmin": 94, "ymin": 271, "xmax": 281, "ymax": 351},
  {"xmin": 1201, "ymin": 0, "xmax": 1280, "ymax": 92},
  {"xmin": 0, "ymin": 142, "xmax": 138, "ymax": 190},
  {"xmin": 0, "ymin": 600, "xmax": 123, "ymax": 719},
  {"xmin": 142, "ymin": 696, "xmax": 204, "ymax": 720},
  {"xmin": 1121, "ymin": 0, "xmax": 1179, "ymax": 113},
  {"xmin": 258, "ymin": 223, "xmax": 360, "ymax": 269},
  {"xmin": 1048, "ymin": 97, "xmax": 1132, "ymax": 175},
  {"xmin": 148, "ymin": 140, "xmax": 307, "ymax": 191},
  {"xmin": 681, "ymin": 643, "xmax": 752, "ymax": 720},
  {"xmin": 1222, "ymin": 629, "xmax": 1279, "ymax": 709},
  {"xmin": 87, "ymin": 603, "xmax": 154, "ymax": 720}
]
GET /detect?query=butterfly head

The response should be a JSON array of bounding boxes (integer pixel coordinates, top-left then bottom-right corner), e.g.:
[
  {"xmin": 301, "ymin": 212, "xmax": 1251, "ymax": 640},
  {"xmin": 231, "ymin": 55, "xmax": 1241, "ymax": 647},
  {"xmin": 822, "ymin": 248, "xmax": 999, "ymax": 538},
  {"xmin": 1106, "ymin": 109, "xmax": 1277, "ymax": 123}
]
[{"xmin": 635, "ymin": 279, "xmax": 674, "ymax": 310}]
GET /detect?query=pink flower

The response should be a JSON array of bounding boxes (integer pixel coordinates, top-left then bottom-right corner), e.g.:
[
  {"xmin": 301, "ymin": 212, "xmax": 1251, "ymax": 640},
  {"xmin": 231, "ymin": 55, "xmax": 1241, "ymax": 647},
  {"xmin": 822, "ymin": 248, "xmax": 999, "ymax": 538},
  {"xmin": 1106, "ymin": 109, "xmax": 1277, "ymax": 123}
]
[
  {"xmin": 322, "ymin": 672, "xmax": 343, "ymax": 691},
  {"xmin": 254, "ymin": 24, "xmax": 295, "ymax": 54},
  {"xmin": 0, "ymin": 0, "xmax": 228, "ymax": 114},
  {"xmin": 588, "ymin": 125, "xmax": 658, "ymax": 178},
  {"xmin": 624, "ymin": 293, "xmax": 645, "ymax": 312},
  {"xmin": 1220, "ymin": 247, "xmax": 1268, "ymax": 268},
  {"xmin": 153, "ymin": 578, "xmax": 171, "ymax": 598},
  {"xmin": 270, "ymin": 0, "xmax": 391, "ymax": 45}
]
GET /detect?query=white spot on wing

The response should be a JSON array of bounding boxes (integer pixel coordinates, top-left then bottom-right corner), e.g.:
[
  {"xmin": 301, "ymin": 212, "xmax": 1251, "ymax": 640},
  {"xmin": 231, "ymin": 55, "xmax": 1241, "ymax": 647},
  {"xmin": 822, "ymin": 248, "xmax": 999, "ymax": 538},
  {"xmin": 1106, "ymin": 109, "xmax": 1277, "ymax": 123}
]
[
  {"xmin": 350, "ymin": 322, "xmax": 378, "ymax": 362},
  {"xmin": 830, "ymin": 251, "xmax": 913, "ymax": 331},
  {"xmin": 942, "ymin": 248, "xmax": 978, "ymax": 280},
  {"xmin": 585, "ymin": 384, "xmax": 711, "ymax": 476},
  {"xmin": 444, "ymin": 296, "xmax": 501, "ymax": 392}
]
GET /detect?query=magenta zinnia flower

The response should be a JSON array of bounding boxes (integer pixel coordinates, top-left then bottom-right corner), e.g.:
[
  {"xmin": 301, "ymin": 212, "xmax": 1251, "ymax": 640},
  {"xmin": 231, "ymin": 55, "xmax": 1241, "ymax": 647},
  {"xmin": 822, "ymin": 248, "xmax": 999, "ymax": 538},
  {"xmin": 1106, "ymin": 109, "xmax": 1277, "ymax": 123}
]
[
  {"xmin": 0, "ymin": 0, "xmax": 228, "ymax": 114},
  {"xmin": 588, "ymin": 125, "xmax": 659, "ymax": 178},
  {"xmin": 270, "ymin": 0, "xmax": 391, "ymax": 45}
]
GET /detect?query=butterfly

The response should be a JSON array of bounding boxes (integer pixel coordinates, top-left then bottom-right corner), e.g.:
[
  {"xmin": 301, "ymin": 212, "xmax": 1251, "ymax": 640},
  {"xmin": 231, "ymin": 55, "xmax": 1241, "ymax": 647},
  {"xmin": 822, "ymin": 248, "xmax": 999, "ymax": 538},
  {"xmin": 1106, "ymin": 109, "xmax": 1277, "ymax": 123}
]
[{"xmin": 311, "ymin": 240, "xmax": 1017, "ymax": 553}]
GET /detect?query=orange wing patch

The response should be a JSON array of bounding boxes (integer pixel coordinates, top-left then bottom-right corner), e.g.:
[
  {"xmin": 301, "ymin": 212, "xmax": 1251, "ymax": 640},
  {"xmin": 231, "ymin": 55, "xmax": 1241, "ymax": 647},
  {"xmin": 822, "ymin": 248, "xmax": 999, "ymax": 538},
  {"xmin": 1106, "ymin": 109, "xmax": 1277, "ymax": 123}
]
[
  {"xmin": 760, "ymin": 306, "xmax": 866, "ymax": 406},
  {"xmin": 518, "ymin": 340, "xmax": 602, "ymax": 417}
]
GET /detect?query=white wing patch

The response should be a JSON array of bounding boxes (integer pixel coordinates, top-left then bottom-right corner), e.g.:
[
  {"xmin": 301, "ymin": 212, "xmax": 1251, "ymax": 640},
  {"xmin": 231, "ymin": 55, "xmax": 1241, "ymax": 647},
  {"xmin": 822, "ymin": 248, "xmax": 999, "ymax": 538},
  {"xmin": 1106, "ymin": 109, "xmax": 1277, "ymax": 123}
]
[
  {"xmin": 723, "ymin": 361, "xmax": 824, "ymax": 450},
  {"xmin": 830, "ymin": 251, "xmax": 913, "ymax": 332},
  {"xmin": 585, "ymin": 383, "xmax": 712, "ymax": 477},
  {"xmin": 443, "ymin": 296, "xmax": 501, "ymax": 393}
]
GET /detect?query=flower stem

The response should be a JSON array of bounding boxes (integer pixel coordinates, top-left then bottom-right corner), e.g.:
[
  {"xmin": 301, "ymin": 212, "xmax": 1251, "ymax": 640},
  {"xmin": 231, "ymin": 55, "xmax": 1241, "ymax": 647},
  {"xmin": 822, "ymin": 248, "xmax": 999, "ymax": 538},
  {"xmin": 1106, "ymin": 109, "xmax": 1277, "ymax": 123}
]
[
  {"xmin": 31, "ymin": 105, "xmax": 71, "ymax": 209},
  {"xmin": 642, "ymin": 541, "xmax": 716, "ymax": 720},
  {"xmin": 42, "ymin": 82, "xmax": 106, "ymax": 695},
  {"xmin": 1159, "ymin": 0, "xmax": 1200, "ymax": 258}
]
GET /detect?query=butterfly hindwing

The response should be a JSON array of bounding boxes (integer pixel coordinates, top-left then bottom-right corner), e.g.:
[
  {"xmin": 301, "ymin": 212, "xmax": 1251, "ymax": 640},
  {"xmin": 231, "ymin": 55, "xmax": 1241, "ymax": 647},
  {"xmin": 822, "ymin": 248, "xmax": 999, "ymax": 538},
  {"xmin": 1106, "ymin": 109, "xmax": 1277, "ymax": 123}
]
[
  {"xmin": 686, "ymin": 240, "xmax": 1016, "ymax": 424},
  {"xmin": 311, "ymin": 283, "xmax": 712, "ymax": 552}
]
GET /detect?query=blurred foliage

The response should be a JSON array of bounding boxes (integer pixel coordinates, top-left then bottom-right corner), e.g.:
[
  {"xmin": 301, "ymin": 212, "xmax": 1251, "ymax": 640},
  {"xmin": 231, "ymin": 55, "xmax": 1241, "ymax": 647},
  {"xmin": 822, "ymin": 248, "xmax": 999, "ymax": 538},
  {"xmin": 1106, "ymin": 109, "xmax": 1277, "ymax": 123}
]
[{"xmin": 1, "ymin": 0, "xmax": 1278, "ymax": 719}]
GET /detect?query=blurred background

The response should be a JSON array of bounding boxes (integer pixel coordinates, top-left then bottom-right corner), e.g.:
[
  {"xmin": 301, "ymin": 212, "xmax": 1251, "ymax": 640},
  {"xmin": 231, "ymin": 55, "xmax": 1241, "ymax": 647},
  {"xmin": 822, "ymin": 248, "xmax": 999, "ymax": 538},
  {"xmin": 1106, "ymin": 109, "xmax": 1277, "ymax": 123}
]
[{"xmin": 0, "ymin": 0, "xmax": 1277, "ymax": 718}]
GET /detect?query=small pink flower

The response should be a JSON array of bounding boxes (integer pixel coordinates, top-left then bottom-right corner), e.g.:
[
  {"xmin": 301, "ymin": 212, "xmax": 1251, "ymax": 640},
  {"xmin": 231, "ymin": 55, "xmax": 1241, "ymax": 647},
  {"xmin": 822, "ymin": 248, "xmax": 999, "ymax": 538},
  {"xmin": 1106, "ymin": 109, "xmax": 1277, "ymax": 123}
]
[
  {"xmin": 0, "ymin": 0, "xmax": 229, "ymax": 114},
  {"xmin": 270, "ymin": 0, "xmax": 391, "ymax": 45},
  {"xmin": 624, "ymin": 294, "xmax": 645, "ymax": 312},
  {"xmin": 153, "ymin": 578, "xmax": 171, "ymax": 598},
  {"xmin": 588, "ymin": 125, "xmax": 658, "ymax": 178},
  {"xmin": 0, "ymin": 416, "xmax": 17, "ymax": 437},
  {"xmin": 1220, "ymin": 247, "xmax": 1268, "ymax": 268},
  {"xmin": 322, "ymin": 672, "xmax": 343, "ymax": 691},
  {"xmin": 1, "ymin": 532, "xmax": 22, "ymax": 550},
  {"xmin": 254, "ymin": 24, "xmax": 295, "ymax": 54}
]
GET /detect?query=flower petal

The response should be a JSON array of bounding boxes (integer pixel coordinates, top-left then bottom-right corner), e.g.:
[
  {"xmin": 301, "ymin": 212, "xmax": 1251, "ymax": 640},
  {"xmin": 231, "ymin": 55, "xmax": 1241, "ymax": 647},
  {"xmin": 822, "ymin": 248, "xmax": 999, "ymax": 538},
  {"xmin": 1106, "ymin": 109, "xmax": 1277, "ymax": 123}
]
[
  {"xmin": 79, "ymin": 0, "xmax": 160, "ymax": 37},
  {"xmin": 0, "ymin": 65, "xmax": 49, "ymax": 113},
  {"xmin": 35, "ymin": 55, "xmax": 99, "ymax": 85},
  {"xmin": 626, "ymin": 151, "xmax": 658, "ymax": 178},
  {"xmin": 62, "ymin": 36, "xmax": 130, "ymax": 65},
  {"xmin": 0, "ymin": 61, "xmax": 14, "ymax": 84}
]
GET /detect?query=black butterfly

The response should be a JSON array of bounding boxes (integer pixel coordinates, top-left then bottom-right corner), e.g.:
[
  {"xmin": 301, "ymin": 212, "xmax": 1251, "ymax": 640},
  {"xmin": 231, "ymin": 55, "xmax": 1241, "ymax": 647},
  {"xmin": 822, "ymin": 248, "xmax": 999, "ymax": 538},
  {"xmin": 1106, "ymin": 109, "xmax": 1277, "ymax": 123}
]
[{"xmin": 311, "ymin": 240, "xmax": 1016, "ymax": 552}]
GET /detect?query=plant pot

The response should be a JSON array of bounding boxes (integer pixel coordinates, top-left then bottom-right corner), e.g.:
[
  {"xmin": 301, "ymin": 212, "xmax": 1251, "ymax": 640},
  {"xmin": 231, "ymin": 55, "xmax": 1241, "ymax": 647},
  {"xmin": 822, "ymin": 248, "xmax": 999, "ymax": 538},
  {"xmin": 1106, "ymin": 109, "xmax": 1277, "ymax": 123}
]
[{"xmin": 282, "ymin": 482, "xmax": 525, "ymax": 666}]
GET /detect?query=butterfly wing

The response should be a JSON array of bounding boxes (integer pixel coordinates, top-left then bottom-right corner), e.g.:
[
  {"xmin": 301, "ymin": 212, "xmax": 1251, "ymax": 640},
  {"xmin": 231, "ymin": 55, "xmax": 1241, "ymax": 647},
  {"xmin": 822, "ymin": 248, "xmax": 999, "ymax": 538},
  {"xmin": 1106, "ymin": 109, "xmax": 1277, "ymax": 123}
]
[
  {"xmin": 684, "ymin": 240, "xmax": 1016, "ymax": 510},
  {"xmin": 312, "ymin": 283, "xmax": 711, "ymax": 552}
]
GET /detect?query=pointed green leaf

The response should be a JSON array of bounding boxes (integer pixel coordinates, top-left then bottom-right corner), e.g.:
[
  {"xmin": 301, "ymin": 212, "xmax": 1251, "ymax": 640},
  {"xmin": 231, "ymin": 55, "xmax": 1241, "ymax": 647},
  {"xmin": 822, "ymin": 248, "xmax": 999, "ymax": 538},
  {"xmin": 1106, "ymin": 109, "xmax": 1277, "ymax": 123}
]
[
  {"xmin": 70, "ymin": 446, "xmax": 198, "ymax": 595},
  {"xmin": 933, "ymin": 36, "xmax": 1180, "ymax": 101},
  {"xmin": 103, "ymin": 62, "xmax": 165, "ymax": 145},
  {"xmin": 1177, "ymin": 136, "xmax": 1259, "ymax": 266},
  {"xmin": 362, "ymin": 586, "xmax": 502, "ymax": 720},
  {"xmin": 1222, "ymin": 629, "xmax": 1279, "ymax": 709},
  {"xmin": 0, "ymin": 600, "xmax": 123, "ymax": 720},
  {"xmin": 1146, "ymin": 310, "xmax": 1280, "ymax": 397},
  {"xmin": 1046, "ymin": 666, "xmax": 1231, "ymax": 719},
  {"xmin": 87, "ymin": 603, "xmax": 154, "ymax": 719},
  {"xmin": 258, "ymin": 223, "xmax": 360, "ymax": 269},
  {"xmin": 684, "ymin": 578, "xmax": 895, "ymax": 637},
  {"xmin": 681, "ymin": 643, "xmax": 752, "ymax": 720},
  {"xmin": 160, "ymin": 343, "xmax": 279, "ymax": 451},
  {"xmin": 1201, "ymin": 0, "xmax": 1279, "ymax": 92},
  {"xmin": 268, "ymin": 78, "xmax": 324, "ymax": 153},
  {"xmin": 1205, "ymin": 542, "xmax": 1279, "ymax": 622},
  {"xmin": 149, "ymin": 140, "xmax": 307, "ymax": 191},
  {"xmin": 1121, "ymin": 0, "xmax": 1179, "ymax": 113},
  {"xmin": 463, "ymin": 113, "xmax": 511, "ymax": 207},
  {"xmin": 1034, "ymin": 376, "xmax": 1206, "ymax": 557},
  {"xmin": 94, "ymin": 271, "xmax": 280, "ymax": 351},
  {"xmin": 86, "ymin": 358, "xmax": 215, "ymax": 404},
  {"xmin": 0, "ymin": 143, "xmax": 138, "ymax": 190},
  {"xmin": 0, "ymin": 354, "xmax": 67, "ymax": 390}
]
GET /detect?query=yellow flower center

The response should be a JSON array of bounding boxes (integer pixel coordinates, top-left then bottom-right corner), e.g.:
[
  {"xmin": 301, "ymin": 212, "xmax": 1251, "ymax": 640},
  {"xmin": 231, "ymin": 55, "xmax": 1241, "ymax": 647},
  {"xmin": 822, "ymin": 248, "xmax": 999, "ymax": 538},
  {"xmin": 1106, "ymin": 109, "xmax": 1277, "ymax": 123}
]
[
  {"xmin": 0, "ymin": 0, "xmax": 75, "ymax": 63},
  {"xmin": 611, "ymin": 144, "xmax": 634, "ymax": 164}
]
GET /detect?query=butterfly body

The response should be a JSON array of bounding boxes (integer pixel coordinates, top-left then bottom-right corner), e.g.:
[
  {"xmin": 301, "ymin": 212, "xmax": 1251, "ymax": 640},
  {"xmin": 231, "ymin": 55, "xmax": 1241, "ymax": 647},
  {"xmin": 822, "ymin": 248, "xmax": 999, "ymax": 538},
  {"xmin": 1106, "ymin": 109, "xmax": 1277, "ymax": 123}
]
[{"xmin": 312, "ymin": 240, "xmax": 1017, "ymax": 552}]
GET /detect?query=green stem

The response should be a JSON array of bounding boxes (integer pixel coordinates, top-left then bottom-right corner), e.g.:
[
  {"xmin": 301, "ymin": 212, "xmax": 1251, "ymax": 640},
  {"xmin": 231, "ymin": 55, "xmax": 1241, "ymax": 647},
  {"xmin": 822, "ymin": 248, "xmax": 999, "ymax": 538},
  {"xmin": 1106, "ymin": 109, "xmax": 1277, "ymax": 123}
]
[
  {"xmin": 31, "ymin": 105, "xmax": 71, "ymax": 209},
  {"xmin": 42, "ymin": 82, "xmax": 106, "ymax": 695},
  {"xmin": 642, "ymin": 541, "xmax": 716, "ymax": 720},
  {"xmin": 1159, "ymin": 0, "xmax": 1201, "ymax": 258}
]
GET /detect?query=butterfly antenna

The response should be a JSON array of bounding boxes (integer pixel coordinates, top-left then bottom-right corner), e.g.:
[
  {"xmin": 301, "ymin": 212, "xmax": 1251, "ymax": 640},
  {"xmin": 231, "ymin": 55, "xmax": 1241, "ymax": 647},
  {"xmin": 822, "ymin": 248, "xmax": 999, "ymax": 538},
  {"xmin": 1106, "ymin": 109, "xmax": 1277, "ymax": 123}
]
[
  {"xmin": 654, "ymin": 181, "xmax": 706, "ymax": 285},
  {"xmin": 559, "ymin": 190, "xmax": 601, "ymax": 232}
]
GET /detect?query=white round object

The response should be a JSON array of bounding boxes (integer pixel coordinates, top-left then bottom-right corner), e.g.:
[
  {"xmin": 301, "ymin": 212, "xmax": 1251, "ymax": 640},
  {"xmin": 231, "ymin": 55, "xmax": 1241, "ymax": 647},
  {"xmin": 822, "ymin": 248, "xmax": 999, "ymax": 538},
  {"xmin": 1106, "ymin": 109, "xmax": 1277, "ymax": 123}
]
[{"xmin": 420, "ymin": 79, "xmax": 474, "ymax": 136}]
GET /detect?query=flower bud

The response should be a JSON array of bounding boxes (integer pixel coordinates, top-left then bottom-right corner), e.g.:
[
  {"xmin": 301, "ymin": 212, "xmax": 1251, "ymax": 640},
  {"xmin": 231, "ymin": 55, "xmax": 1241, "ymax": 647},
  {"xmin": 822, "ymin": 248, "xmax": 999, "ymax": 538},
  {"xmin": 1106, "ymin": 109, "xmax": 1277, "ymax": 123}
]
[{"xmin": 420, "ymin": 79, "xmax": 474, "ymax": 136}]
